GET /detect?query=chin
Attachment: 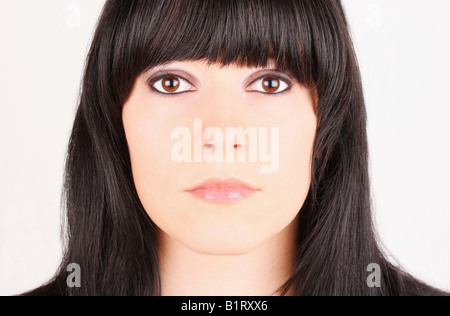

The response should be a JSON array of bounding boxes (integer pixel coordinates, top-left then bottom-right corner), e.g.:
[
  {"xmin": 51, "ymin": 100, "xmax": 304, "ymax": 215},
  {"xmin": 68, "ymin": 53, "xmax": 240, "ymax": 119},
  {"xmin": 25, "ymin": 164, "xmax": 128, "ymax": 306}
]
[{"xmin": 180, "ymin": 226, "xmax": 268, "ymax": 256}]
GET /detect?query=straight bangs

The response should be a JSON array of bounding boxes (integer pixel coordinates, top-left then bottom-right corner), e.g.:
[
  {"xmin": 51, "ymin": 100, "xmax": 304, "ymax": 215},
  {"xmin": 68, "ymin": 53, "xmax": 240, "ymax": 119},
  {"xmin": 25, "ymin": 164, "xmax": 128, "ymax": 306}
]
[{"xmin": 101, "ymin": 0, "xmax": 346, "ymax": 102}]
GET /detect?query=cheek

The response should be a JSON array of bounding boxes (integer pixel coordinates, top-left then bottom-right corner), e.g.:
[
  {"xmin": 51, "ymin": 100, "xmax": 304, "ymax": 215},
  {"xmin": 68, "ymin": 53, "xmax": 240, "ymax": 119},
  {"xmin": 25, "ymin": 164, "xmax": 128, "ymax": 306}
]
[
  {"xmin": 281, "ymin": 109, "xmax": 316, "ymax": 187},
  {"xmin": 122, "ymin": 103, "xmax": 180, "ymax": 215},
  {"xmin": 125, "ymin": 120, "xmax": 171, "ymax": 178},
  {"xmin": 260, "ymin": 106, "xmax": 317, "ymax": 232}
]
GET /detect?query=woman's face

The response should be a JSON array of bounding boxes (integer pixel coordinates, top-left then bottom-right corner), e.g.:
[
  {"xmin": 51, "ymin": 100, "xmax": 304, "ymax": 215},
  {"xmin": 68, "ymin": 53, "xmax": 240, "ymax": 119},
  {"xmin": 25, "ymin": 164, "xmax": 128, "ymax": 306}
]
[{"xmin": 122, "ymin": 59, "xmax": 317, "ymax": 255}]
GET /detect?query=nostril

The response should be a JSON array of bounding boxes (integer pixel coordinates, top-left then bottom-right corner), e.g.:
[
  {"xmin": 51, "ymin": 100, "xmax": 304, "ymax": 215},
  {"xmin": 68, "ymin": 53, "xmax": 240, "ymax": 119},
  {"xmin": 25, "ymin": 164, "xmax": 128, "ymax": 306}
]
[{"xmin": 204, "ymin": 143, "xmax": 242, "ymax": 149}]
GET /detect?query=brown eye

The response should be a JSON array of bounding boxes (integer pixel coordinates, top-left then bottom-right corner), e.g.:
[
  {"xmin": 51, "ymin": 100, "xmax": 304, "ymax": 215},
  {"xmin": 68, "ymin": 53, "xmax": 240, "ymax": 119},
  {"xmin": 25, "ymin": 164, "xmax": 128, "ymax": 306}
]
[
  {"xmin": 262, "ymin": 77, "xmax": 281, "ymax": 93},
  {"xmin": 150, "ymin": 74, "xmax": 195, "ymax": 96},
  {"xmin": 161, "ymin": 76, "xmax": 180, "ymax": 92},
  {"xmin": 247, "ymin": 75, "xmax": 290, "ymax": 95}
]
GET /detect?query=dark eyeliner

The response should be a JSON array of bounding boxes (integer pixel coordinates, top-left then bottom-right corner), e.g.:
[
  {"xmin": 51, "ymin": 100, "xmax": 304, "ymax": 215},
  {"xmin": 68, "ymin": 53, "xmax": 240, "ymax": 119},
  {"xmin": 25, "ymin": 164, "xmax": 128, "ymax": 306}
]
[
  {"xmin": 147, "ymin": 72, "xmax": 293, "ymax": 98},
  {"xmin": 247, "ymin": 73, "xmax": 293, "ymax": 97},
  {"xmin": 147, "ymin": 72, "xmax": 193, "ymax": 98}
]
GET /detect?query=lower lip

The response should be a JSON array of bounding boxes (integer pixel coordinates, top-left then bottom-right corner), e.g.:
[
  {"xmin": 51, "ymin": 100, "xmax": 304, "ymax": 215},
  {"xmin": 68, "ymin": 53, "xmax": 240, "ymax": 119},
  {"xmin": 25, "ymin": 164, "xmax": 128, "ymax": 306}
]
[{"xmin": 187, "ymin": 187, "xmax": 258, "ymax": 203}]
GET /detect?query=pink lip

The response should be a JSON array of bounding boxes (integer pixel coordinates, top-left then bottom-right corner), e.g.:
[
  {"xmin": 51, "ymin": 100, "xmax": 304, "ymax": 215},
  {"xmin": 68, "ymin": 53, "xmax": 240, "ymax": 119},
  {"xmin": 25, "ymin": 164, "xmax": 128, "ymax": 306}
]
[{"xmin": 185, "ymin": 178, "xmax": 260, "ymax": 204}]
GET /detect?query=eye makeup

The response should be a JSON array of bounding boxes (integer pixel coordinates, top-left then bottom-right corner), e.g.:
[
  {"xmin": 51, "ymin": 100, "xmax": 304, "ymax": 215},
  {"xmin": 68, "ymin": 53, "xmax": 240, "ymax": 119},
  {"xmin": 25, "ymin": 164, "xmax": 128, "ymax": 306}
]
[{"xmin": 145, "ymin": 68, "xmax": 294, "ymax": 98}]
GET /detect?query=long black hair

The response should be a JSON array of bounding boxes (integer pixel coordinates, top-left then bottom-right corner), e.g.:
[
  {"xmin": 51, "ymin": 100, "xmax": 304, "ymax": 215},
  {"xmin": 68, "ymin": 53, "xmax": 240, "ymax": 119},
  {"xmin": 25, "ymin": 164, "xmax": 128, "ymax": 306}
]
[{"xmin": 24, "ymin": 0, "xmax": 448, "ymax": 296}]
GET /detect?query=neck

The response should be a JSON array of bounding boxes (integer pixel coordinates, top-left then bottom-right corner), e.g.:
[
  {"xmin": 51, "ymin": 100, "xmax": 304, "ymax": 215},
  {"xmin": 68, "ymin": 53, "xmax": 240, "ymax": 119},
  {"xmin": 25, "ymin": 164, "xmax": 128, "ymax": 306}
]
[{"xmin": 157, "ymin": 216, "xmax": 298, "ymax": 296}]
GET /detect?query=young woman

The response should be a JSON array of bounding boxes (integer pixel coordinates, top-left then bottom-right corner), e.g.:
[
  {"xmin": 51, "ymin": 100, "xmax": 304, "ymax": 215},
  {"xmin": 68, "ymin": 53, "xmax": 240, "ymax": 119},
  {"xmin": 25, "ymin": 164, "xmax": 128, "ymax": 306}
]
[{"xmin": 24, "ymin": 0, "xmax": 448, "ymax": 296}]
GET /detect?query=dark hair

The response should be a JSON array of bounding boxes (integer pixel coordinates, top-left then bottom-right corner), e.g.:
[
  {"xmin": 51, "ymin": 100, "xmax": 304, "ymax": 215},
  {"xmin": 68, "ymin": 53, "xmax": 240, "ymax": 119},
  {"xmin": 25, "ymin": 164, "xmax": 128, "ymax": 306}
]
[{"xmin": 24, "ymin": 0, "xmax": 448, "ymax": 296}]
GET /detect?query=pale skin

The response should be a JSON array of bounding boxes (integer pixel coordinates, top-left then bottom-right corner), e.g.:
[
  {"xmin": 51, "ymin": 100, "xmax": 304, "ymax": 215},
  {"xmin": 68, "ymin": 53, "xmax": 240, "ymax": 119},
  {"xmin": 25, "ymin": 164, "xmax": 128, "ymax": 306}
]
[{"xmin": 122, "ymin": 58, "xmax": 318, "ymax": 296}]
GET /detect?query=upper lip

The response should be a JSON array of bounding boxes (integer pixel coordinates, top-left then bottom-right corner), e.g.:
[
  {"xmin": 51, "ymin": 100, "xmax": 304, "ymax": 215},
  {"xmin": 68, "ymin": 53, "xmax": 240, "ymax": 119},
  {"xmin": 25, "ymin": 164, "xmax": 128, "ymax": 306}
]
[{"xmin": 185, "ymin": 177, "xmax": 260, "ymax": 192}]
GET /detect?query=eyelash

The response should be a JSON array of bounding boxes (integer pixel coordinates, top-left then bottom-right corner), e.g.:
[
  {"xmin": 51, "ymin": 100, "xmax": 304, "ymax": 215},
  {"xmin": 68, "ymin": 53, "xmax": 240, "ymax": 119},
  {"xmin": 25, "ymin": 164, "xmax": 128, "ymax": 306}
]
[{"xmin": 147, "ymin": 72, "xmax": 293, "ymax": 98}]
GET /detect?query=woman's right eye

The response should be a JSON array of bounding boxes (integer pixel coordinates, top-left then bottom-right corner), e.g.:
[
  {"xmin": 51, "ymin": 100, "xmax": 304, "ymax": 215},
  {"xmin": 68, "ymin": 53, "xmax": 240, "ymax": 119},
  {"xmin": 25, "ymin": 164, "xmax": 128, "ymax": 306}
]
[{"xmin": 150, "ymin": 75, "xmax": 195, "ymax": 96}]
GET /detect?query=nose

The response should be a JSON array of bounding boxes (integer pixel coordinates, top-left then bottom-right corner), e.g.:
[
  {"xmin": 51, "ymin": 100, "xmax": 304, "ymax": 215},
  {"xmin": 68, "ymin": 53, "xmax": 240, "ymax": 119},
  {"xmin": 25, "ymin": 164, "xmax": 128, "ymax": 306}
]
[{"xmin": 196, "ymin": 87, "xmax": 248, "ymax": 151}]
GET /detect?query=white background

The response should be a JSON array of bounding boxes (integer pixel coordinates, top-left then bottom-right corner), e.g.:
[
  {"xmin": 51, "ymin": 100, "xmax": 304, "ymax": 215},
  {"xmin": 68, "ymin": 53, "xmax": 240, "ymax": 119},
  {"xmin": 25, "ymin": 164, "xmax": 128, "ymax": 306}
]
[{"xmin": 0, "ymin": 0, "xmax": 449, "ymax": 295}]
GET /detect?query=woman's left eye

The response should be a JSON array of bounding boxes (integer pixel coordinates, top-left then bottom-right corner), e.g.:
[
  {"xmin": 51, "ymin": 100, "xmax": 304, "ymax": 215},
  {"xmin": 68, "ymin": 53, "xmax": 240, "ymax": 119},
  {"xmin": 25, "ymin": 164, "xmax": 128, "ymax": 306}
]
[{"xmin": 247, "ymin": 76, "xmax": 291, "ymax": 95}]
